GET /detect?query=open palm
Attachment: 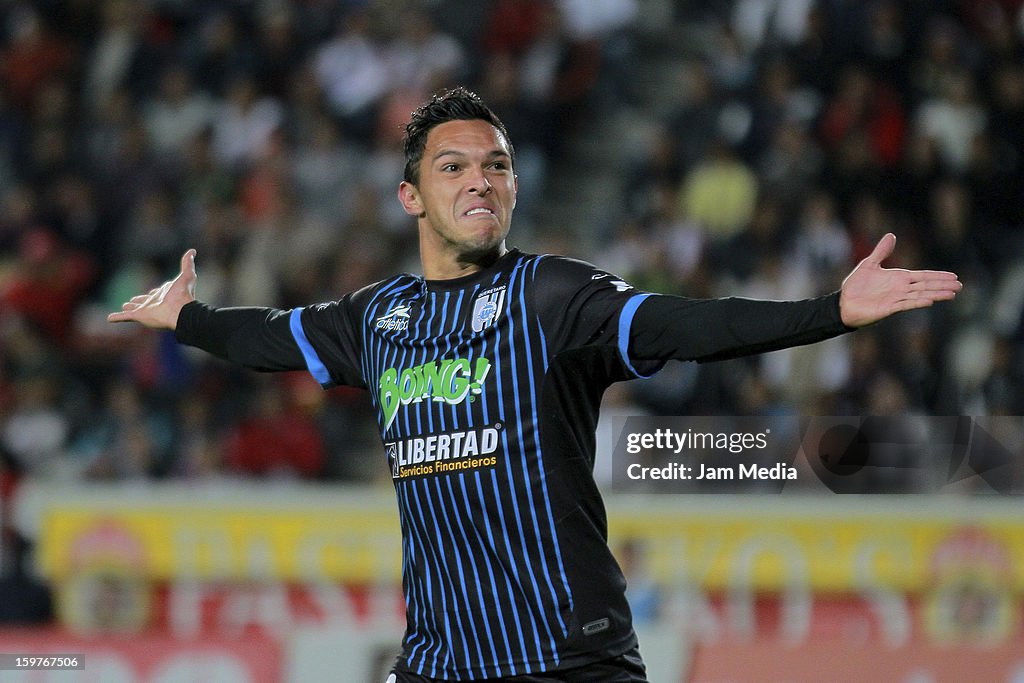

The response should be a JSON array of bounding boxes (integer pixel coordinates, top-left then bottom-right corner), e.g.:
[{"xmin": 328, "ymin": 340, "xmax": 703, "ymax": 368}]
[
  {"xmin": 107, "ymin": 249, "xmax": 197, "ymax": 330},
  {"xmin": 839, "ymin": 234, "xmax": 961, "ymax": 328}
]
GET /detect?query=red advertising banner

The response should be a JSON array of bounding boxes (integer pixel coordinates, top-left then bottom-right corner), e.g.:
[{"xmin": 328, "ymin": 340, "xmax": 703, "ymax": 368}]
[
  {"xmin": 689, "ymin": 641, "xmax": 1024, "ymax": 683},
  {"xmin": 680, "ymin": 592, "xmax": 1024, "ymax": 683},
  {"xmin": 0, "ymin": 629, "xmax": 282, "ymax": 682},
  {"xmin": 669, "ymin": 592, "xmax": 1022, "ymax": 646},
  {"xmin": 146, "ymin": 582, "xmax": 406, "ymax": 637}
]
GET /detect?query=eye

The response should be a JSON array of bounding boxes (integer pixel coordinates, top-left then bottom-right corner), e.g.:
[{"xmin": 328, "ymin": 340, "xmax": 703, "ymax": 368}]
[
  {"xmin": 490, "ymin": 161, "xmax": 508, "ymax": 170},
  {"xmin": 441, "ymin": 163, "xmax": 459, "ymax": 172}
]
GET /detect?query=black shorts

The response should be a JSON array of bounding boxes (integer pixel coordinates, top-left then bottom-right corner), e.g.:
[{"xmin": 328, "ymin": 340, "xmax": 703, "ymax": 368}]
[{"xmin": 386, "ymin": 647, "xmax": 648, "ymax": 683}]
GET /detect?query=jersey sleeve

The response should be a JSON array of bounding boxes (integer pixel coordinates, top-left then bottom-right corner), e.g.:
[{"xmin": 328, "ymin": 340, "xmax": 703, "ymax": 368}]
[
  {"xmin": 532, "ymin": 255, "xmax": 664, "ymax": 378},
  {"xmin": 174, "ymin": 297, "xmax": 366, "ymax": 389},
  {"xmin": 288, "ymin": 295, "xmax": 366, "ymax": 389},
  {"xmin": 628, "ymin": 291, "xmax": 852, "ymax": 363}
]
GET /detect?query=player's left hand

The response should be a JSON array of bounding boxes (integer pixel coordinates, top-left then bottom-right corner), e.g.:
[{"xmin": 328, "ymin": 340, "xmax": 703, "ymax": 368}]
[{"xmin": 839, "ymin": 233, "xmax": 962, "ymax": 328}]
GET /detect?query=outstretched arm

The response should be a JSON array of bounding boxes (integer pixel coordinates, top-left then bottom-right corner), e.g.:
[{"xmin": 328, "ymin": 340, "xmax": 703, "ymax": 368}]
[
  {"xmin": 107, "ymin": 249, "xmax": 308, "ymax": 374},
  {"xmin": 107, "ymin": 249, "xmax": 197, "ymax": 329},
  {"xmin": 629, "ymin": 233, "xmax": 962, "ymax": 364},
  {"xmin": 838, "ymin": 233, "xmax": 961, "ymax": 327}
]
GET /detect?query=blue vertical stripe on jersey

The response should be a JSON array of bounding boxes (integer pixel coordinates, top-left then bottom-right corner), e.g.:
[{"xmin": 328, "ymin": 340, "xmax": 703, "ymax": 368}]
[
  {"xmin": 504, "ymin": 262, "xmax": 563, "ymax": 660},
  {"xmin": 401, "ymin": 483, "xmax": 448, "ymax": 676},
  {"xmin": 480, "ymin": 468, "xmax": 529, "ymax": 673},
  {"xmin": 465, "ymin": 279, "xmax": 517, "ymax": 678},
  {"xmin": 431, "ymin": 476, "xmax": 487, "ymax": 674},
  {"xmin": 401, "ymin": 287, "xmax": 441, "ymax": 671},
  {"xmin": 399, "ymin": 488, "xmax": 437, "ymax": 667},
  {"xmin": 412, "ymin": 292, "xmax": 477, "ymax": 676},
  {"xmin": 525, "ymin": 257, "xmax": 574, "ymax": 619},
  {"xmin": 289, "ymin": 308, "xmax": 331, "ymax": 384},
  {"xmin": 369, "ymin": 280, "xmax": 435, "ymax": 669},
  {"xmin": 396, "ymin": 290, "xmax": 452, "ymax": 677},
  {"xmin": 480, "ymin": 264, "xmax": 533, "ymax": 671},
  {"xmin": 447, "ymin": 286, "xmax": 509, "ymax": 680},
  {"xmin": 409, "ymin": 479, "xmax": 463, "ymax": 676},
  {"xmin": 448, "ymin": 280, "xmax": 528, "ymax": 679},
  {"xmin": 426, "ymin": 288, "xmax": 496, "ymax": 677},
  {"xmin": 617, "ymin": 293, "xmax": 657, "ymax": 378},
  {"xmin": 492, "ymin": 260, "xmax": 552, "ymax": 665},
  {"xmin": 450, "ymin": 476, "xmax": 507, "ymax": 678}
]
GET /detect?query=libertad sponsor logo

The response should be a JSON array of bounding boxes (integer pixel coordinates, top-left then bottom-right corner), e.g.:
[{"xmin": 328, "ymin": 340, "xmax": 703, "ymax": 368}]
[
  {"xmin": 375, "ymin": 304, "xmax": 411, "ymax": 332},
  {"xmin": 387, "ymin": 424, "xmax": 502, "ymax": 480},
  {"xmin": 378, "ymin": 357, "xmax": 492, "ymax": 431},
  {"xmin": 472, "ymin": 285, "xmax": 506, "ymax": 333}
]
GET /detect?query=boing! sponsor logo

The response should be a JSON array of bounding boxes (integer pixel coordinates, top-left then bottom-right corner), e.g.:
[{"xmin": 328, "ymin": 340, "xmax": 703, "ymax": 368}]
[{"xmin": 378, "ymin": 356, "xmax": 492, "ymax": 431}]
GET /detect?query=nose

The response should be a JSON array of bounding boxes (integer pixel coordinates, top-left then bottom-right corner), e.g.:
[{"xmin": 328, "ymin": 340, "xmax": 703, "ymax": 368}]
[{"xmin": 467, "ymin": 170, "xmax": 492, "ymax": 195}]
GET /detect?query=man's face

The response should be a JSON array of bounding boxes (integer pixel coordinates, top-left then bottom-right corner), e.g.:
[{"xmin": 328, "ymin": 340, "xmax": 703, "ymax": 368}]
[{"xmin": 399, "ymin": 119, "xmax": 517, "ymax": 275}]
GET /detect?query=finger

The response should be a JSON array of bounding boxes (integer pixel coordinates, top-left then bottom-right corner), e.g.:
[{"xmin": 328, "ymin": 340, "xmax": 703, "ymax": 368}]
[
  {"xmin": 863, "ymin": 232, "xmax": 897, "ymax": 266},
  {"xmin": 907, "ymin": 280, "xmax": 963, "ymax": 294},
  {"xmin": 891, "ymin": 298, "xmax": 938, "ymax": 314},
  {"xmin": 907, "ymin": 270, "xmax": 960, "ymax": 281},
  {"xmin": 891, "ymin": 292, "xmax": 956, "ymax": 314},
  {"xmin": 906, "ymin": 293, "xmax": 959, "ymax": 305},
  {"xmin": 107, "ymin": 311, "xmax": 135, "ymax": 323},
  {"xmin": 894, "ymin": 288, "xmax": 960, "ymax": 308},
  {"xmin": 181, "ymin": 248, "xmax": 197, "ymax": 278}
]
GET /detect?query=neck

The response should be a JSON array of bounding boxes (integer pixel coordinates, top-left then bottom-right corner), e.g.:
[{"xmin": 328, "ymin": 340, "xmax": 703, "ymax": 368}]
[{"xmin": 421, "ymin": 243, "xmax": 507, "ymax": 281}]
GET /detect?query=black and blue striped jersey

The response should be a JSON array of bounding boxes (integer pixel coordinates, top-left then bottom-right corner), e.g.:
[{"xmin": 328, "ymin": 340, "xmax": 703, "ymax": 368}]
[
  {"xmin": 294, "ymin": 249, "xmax": 659, "ymax": 679},
  {"xmin": 175, "ymin": 247, "xmax": 849, "ymax": 680}
]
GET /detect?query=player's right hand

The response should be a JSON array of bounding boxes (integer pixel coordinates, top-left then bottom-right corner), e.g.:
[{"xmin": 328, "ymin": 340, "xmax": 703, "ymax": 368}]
[{"xmin": 107, "ymin": 249, "xmax": 197, "ymax": 330}]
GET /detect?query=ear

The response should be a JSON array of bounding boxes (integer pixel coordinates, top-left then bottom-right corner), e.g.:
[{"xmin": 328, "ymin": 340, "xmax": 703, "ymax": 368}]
[{"xmin": 398, "ymin": 181, "xmax": 424, "ymax": 217}]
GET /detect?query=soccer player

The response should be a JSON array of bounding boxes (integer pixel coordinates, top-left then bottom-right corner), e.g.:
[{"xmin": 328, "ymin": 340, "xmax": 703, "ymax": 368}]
[{"xmin": 109, "ymin": 87, "xmax": 961, "ymax": 682}]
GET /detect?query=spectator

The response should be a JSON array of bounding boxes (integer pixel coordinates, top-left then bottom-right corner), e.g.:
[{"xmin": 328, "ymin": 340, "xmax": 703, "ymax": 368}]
[
  {"xmin": 313, "ymin": 8, "xmax": 390, "ymax": 138},
  {"xmin": 70, "ymin": 380, "xmax": 173, "ymax": 480},
  {"xmin": 81, "ymin": 0, "xmax": 159, "ymax": 112},
  {"xmin": 211, "ymin": 75, "xmax": 283, "ymax": 168},
  {"xmin": 290, "ymin": 113, "xmax": 359, "ymax": 226},
  {"xmin": 0, "ymin": 0, "xmax": 1016, "ymax": 494},
  {"xmin": 1, "ymin": 228, "xmax": 94, "ymax": 346},
  {"xmin": 1, "ymin": 368, "xmax": 69, "ymax": 480},
  {"xmin": 0, "ymin": 6, "xmax": 71, "ymax": 114},
  {"xmin": 186, "ymin": 11, "xmax": 258, "ymax": 97},
  {"xmin": 678, "ymin": 138, "xmax": 759, "ymax": 242},
  {"xmin": 818, "ymin": 64, "xmax": 906, "ymax": 169},
  {"xmin": 143, "ymin": 64, "xmax": 214, "ymax": 161},
  {"xmin": 222, "ymin": 378, "xmax": 326, "ymax": 479},
  {"xmin": 916, "ymin": 68, "xmax": 987, "ymax": 173},
  {"xmin": 386, "ymin": 7, "xmax": 466, "ymax": 94}
]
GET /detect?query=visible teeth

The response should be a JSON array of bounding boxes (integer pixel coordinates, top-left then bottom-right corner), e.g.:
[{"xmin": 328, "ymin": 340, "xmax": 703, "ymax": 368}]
[{"xmin": 467, "ymin": 208, "xmax": 492, "ymax": 215}]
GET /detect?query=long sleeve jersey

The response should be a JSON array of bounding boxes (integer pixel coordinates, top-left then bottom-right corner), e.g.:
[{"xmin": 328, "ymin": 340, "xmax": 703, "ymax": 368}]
[{"xmin": 175, "ymin": 248, "xmax": 850, "ymax": 680}]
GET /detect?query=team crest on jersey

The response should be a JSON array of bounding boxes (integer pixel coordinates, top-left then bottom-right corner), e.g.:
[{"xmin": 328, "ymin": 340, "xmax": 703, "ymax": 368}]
[
  {"xmin": 472, "ymin": 286, "xmax": 506, "ymax": 333},
  {"xmin": 375, "ymin": 303, "xmax": 411, "ymax": 332}
]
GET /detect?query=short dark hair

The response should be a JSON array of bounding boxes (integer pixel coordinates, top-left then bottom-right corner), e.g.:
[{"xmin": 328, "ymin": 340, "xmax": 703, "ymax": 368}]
[{"xmin": 402, "ymin": 86, "xmax": 515, "ymax": 185}]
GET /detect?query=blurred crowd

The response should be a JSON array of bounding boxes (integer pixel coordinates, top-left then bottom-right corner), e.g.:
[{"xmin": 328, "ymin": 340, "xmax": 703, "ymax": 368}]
[{"xmin": 0, "ymin": 0, "xmax": 1022, "ymax": 505}]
